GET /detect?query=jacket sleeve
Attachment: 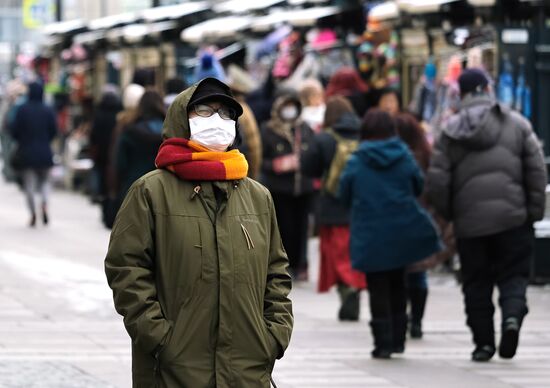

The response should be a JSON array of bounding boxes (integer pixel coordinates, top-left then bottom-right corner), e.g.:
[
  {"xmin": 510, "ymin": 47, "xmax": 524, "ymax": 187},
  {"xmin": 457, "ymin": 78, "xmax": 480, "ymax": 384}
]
[
  {"xmin": 260, "ymin": 127, "xmax": 277, "ymax": 174},
  {"xmin": 264, "ymin": 191, "xmax": 293, "ymax": 359},
  {"xmin": 10, "ymin": 107, "xmax": 23, "ymax": 140},
  {"xmin": 411, "ymin": 159, "xmax": 425, "ymax": 197},
  {"xmin": 104, "ymin": 181, "xmax": 171, "ymax": 355},
  {"xmin": 521, "ymin": 125, "xmax": 547, "ymax": 222},
  {"xmin": 338, "ymin": 155, "xmax": 358, "ymax": 207},
  {"xmin": 300, "ymin": 134, "xmax": 325, "ymax": 178},
  {"xmin": 426, "ymin": 136, "xmax": 452, "ymax": 220},
  {"xmin": 48, "ymin": 109, "xmax": 58, "ymax": 141}
]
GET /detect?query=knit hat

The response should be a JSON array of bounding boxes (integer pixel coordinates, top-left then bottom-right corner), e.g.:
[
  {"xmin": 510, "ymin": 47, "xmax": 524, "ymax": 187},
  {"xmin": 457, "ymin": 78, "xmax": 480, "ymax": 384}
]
[
  {"xmin": 194, "ymin": 52, "xmax": 226, "ymax": 83},
  {"xmin": 122, "ymin": 83, "xmax": 145, "ymax": 109},
  {"xmin": 458, "ymin": 68, "xmax": 489, "ymax": 96}
]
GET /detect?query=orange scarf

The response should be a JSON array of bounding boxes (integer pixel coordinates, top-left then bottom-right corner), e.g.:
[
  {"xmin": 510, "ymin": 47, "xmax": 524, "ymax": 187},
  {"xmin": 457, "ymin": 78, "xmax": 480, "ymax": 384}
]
[{"xmin": 155, "ymin": 138, "xmax": 248, "ymax": 181}]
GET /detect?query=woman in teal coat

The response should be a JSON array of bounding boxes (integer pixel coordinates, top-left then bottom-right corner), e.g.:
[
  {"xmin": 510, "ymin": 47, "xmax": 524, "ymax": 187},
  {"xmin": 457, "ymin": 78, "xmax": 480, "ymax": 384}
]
[{"xmin": 339, "ymin": 108, "xmax": 441, "ymax": 359}]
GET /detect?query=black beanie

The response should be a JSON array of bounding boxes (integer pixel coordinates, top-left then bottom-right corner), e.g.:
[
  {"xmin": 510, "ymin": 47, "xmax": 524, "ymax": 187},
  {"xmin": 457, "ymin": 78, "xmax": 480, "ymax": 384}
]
[{"xmin": 458, "ymin": 68, "xmax": 489, "ymax": 96}]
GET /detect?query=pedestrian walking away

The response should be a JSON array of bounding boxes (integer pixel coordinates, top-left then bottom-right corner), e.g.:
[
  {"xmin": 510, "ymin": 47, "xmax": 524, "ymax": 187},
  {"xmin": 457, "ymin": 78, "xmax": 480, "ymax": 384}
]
[
  {"xmin": 9, "ymin": 81, "xmax": 57, "ymax": 227},
  {"xmin": 394, "ymin": 112, "xmax": 457, "ymax": 339},
  {"xmin": 427, "ymin": 68, "xmax": 547, "ymax": 362},
  {"xmin": 105, "ymin": 77, "xmax": 293, "ymax": 387},
  {"xmin": 301, "ymin": 96, "xmax": 367, "ymax": 321},
  {"xmin": 339, "ymin": 109, "xmax": 442, "ymax": 359}
]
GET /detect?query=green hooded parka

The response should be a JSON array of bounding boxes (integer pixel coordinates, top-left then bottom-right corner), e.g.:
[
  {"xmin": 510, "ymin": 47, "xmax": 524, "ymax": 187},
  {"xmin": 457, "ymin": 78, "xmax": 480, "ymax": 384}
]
[{"xmin": 105, "ymin": 79, "xmax": 294, "ymax": 388}]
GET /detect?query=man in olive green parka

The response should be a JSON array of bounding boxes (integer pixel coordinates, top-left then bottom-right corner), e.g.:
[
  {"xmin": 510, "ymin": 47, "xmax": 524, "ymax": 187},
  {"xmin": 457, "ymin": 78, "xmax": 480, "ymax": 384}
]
[{"xmin": 105, "ymin": 78, "xmax": 293, "ymax": 387}]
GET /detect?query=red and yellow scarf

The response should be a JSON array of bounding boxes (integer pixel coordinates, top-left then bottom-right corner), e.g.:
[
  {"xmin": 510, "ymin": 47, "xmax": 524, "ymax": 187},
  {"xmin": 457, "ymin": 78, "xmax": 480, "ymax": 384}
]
[{"xmin": 155, "ymin": 138, "xmax": 248, "ymax": 181}]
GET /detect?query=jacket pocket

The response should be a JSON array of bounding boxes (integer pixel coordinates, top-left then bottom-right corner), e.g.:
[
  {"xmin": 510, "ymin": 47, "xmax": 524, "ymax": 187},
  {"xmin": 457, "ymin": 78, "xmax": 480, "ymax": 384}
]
[
  {"xmin": 156, "ymin": 294, "xmax": 194, "ymax": 366},
  {"xmin": 232, "ymin": 215, "xmax": 269, "ymax": 285}
]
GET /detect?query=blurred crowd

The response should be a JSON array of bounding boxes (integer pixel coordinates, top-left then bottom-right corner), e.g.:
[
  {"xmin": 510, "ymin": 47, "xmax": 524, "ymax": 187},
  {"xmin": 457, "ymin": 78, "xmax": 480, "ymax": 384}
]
[{"xmin": 0, "ymin": 29, "xmax": 546, "ymax": 362}]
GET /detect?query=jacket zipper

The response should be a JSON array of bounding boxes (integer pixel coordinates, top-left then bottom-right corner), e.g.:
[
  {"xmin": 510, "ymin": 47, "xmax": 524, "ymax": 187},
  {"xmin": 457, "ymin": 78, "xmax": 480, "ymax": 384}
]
[{"xmin": 192, "ymin": 185, "xmax": 216, "ymax": 226}]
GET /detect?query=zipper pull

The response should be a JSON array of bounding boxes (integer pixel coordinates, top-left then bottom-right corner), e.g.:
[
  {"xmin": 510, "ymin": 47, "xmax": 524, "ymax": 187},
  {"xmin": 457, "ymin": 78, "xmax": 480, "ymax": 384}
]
[
  {"xmin": 240, "ymin": 223, "xmax": 255, "ymax": 250},
  {"xmin": 190, "ymin": 185, "xmax": 201, "ymax": 199}
]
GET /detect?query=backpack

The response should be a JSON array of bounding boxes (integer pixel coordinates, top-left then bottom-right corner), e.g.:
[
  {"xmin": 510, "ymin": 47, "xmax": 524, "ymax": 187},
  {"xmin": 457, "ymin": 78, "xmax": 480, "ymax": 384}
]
[{"xmin": 323, "ymin": 129, "xmax": 358, "ymax": 196}]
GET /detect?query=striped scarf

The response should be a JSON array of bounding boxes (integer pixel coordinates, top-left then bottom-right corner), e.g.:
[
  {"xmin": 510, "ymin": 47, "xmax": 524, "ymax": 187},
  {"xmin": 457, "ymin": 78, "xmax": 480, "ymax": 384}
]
[{"xmin": 155, "ymin": 138, "xmax": 248, "ymax": 181}]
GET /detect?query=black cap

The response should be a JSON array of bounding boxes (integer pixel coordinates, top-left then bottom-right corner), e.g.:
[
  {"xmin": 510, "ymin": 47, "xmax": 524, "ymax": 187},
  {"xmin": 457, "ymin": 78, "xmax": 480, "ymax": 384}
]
[
  {"xmin": 458, "ymin": 68, "xmax": 490, "ymax": 96},
  {"xmin": 188, "ymin": 78, "xmax": 243, "ymax": 117}
]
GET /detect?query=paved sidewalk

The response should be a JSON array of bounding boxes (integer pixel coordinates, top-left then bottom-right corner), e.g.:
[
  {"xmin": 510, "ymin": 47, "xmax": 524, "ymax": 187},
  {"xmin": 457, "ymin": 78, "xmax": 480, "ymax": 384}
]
[{"xmin": 0, "ymin": 178, "xmax": 549, "ymax": 387}]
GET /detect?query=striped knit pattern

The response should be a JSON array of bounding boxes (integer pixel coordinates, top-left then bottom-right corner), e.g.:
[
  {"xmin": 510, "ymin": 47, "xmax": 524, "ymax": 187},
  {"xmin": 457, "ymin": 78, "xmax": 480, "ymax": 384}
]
[{"xmin": 155, "ymin": 138, "xmax": 248, "ymax": 181}]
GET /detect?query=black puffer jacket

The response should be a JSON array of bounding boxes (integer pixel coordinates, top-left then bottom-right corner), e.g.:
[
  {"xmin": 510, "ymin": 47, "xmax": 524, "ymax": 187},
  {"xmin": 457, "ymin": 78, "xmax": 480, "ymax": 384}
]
[
  {"xmin": 426, "ymin": 95, "xmax": 547, "ymax": 238},
  {"xmin": 301, "ymin": 112, "xmax": 361, "ymax": 225}
]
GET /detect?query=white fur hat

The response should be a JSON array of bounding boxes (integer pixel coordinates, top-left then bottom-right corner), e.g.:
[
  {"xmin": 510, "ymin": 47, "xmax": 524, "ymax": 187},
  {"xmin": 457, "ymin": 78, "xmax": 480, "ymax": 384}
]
[{"xmin": 122, "ymin": 83, "xmax": 145, "ymax": 109}]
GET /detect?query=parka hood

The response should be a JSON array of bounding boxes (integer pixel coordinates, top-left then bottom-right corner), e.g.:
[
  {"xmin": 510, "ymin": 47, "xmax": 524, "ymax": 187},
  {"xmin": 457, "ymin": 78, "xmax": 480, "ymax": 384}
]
[
  {"xmin": 28, "ymin": 82, "xmax": 44, "ymax": 102},
  {"xmin": 162, "ymin": 78, "xmax": 242, "ymax": 140},
  {"xmin": 356, "ymin": 137, "xmax": 408, "ymax": 169},
  {"xmin": 270, "ymin": 93, "xmax": 302, "ymax": 121},
  {"xmin": 444, "ymin": 95, "xmax": 502, "ymax": 150}
]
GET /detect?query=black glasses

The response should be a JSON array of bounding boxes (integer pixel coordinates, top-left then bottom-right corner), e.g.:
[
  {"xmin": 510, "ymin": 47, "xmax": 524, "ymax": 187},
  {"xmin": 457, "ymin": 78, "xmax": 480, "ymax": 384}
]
[{"xmin": 191, "ymin": 104, "xmax": 237, "ymax": 121}]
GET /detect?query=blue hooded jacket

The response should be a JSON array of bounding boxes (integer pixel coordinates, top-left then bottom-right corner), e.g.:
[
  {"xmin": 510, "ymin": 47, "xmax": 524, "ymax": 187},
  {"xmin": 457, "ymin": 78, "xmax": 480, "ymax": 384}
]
[
  {"xmin": 339, "ymin": 137, "xmax": 442, "ymax": 273},
  {"xmin": 10, "ymin": 82, "xmax": 57, "ymax": 168}
]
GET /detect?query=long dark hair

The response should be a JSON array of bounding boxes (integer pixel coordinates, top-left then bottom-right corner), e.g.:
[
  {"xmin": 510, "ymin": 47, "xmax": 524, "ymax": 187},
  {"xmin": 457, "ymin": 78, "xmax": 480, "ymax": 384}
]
[
  {"xmin": 394, "ymin": 113, "xmax": 431, "ymax": 171},
  {"xmin": 360, "ymin": 108, "xmax": 396, "ymax": 141},
  {"xmin": 136, "ymin": 91, "xmax": 166, "ymax": 121}
]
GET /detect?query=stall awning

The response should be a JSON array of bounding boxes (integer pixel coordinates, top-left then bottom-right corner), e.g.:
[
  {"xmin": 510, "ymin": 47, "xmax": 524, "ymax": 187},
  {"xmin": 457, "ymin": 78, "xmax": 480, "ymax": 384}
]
[
  {"xmin": 369, "ymin": 1, "xmax": 400, "ymax": 21},
  {"xmin": 73, "ymin": 30, "xmax": 106, "ymax": 46},
  {"xmin": 42, "ymin": 19, "xmax": 86, "ymax": 35},
  {"xmin": 141, "ymin": 2, "xmax": 209, "ymax": 22},
  {"xmin": 288, "ymin": 0, "xmax": 331, "ymax": 4},
  {"xmin": 88, "ymin": 12, "xmax": 138, "ymax": 31},
  {"xmin": 180, "ymin": 16, "xmax": 254, "ymax": 43},
  {"xmin": 214, "ymin": 0, "xmax": 286, "ymax": 13},
  {"xmin": 252, "ymin": 6, "xmax": 342, "ymax": 32},
  {"xmin": 468, "ymin": 0, "xmax": 496, "ymax": 6},
  {"xmin": 398, "ymin": 0, "xmax": 460, "ymax": 14}
]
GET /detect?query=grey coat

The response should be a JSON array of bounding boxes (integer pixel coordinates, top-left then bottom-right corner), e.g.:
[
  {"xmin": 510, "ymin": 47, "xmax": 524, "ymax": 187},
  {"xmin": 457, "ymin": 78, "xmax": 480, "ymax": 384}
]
[{"xmin": 426, "ymin": 95, "xmax": 547, "ymax": 238}]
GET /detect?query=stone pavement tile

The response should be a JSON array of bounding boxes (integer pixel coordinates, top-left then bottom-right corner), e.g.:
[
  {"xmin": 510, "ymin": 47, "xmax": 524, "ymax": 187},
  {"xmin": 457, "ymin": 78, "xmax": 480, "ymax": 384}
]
[{"xmin": 0, "ymin": 362, "xmax": 115, "ymax": 388}]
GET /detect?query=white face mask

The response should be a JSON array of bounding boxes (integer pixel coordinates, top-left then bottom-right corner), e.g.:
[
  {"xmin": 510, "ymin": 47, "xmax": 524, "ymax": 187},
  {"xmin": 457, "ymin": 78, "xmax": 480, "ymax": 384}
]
[
  {"xmin": 189, "ymin": 113, "xmax": 236, "ymax": 152},
  {"xmin": 280, "ymin": 106, "xmax": 299, "ymax": 122},
  {"xmin": 301, "ymin": 105, "xmax": 326, "ymax": 129}
]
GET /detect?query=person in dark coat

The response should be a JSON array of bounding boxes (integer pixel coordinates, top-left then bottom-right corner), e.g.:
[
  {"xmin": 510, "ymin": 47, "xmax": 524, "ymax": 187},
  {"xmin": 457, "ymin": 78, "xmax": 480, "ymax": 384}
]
[
  {"xmin": 302, "ymin": 96, "xmax": 367, "ymax": 320},
  {"xmin": 261, "ymin": 92, "xmax": 315, "ymax": 279},
  {"xmin": 426, "ymin": 68, "xmax": 547, "ymax": 362},
  {"xmin": 89, "ymin": 90, "xmax": 122, "ymax": 202},
  {"xmin": 395, "ymin": 112, "xmax": 456, "ymax": 340},
  {"xmin": 339, "ymin": 109, "xmax": 441, "ymax": 359},
  {"xmin": 114, "ymin": 90, "xmax": 165, "ymax": 207},
  {"xmin": 10, "ymin": 81, "xmax": 57, "ymax": 227}
]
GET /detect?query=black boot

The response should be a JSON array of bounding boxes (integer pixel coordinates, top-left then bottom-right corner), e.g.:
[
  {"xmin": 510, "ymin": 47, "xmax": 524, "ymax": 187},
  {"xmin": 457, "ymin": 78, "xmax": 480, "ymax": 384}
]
[
  {"xmin": 29, "ymin": 213, "xmax": 36, "ymax": 228},
  {"xmin": 338, "ymin": 285, "xmax": 360, "ymax": 321},
  {"xmin": 42, "ymin": 204, "xmax": 49, "ymax": 225},
  {"xmin": 468, "ymin": 319, "xmax": 495, "ymax": 362},
  {"xmin": 392, "ymin": 314, "xmax": 408, "ymax": 354},
  {"xmin": 472, "ymin": 345, "xmax": 496, "ymax": 362},
  {"xmin": 370, "ymin": 319, "xmax": 393, "ymax": 359},
  {"xmin": 409, "ymin": 288, "xmax": 427, "ymax": 339},
  {"xmin": 499, "ymin": 317, "xmax": 520, "ymax": 359}
]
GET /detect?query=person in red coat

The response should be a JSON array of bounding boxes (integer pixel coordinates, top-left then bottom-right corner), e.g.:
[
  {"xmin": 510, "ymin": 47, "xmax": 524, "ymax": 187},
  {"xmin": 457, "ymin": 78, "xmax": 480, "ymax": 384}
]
[{"xmin": 302, "ymin": 96, "xmax": 367, "ymax": 320}]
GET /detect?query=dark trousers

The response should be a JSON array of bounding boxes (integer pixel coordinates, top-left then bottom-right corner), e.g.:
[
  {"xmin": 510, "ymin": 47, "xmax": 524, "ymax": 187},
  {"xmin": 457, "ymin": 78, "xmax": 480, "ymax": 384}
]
[
  {"xmin": 272, "ymin": 193, "xmax": 311, "ymax": 274},
  {"xmin": 366, "ymin": 268, "xmax": 407, "ymax": 320},
  {"xmin": 457, "ymin": 224, "xmax": 533, "ymax": 347},
  {"xmin": 366, "ymin": 268, "xmax": 408, "ymax": 349}
]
